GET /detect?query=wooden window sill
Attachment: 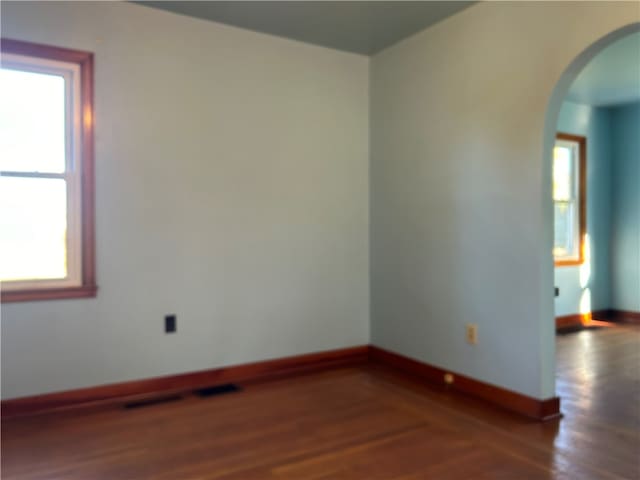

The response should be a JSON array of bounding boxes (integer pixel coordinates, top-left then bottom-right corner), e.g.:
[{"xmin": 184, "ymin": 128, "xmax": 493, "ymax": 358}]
[
  {"xmin": 554, "ymin": 259, "xmax": 584, "ymax": 267},
  {"xmin": 1, "ymin": 285, "xmax": 97, "ymax": 303}
]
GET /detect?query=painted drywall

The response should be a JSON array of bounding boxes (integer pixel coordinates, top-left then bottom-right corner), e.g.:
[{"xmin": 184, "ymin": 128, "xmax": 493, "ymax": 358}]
[
  {"xmin": 0, "ymin": 1, "xmax": 369, "ymax": 400},
  {"xmin": 610, "ymin": 102, "xmax": 640, "ymax": 312},
  {"xmin": 370, "ymin": 2, "xmax": 639, "ymax": 399},
  {"xmin": 2, "ymin": 1, "xmax": 638, "ymax": 405},
  {"xmin": 554, "ymin": 101, "xmax": 612, "ymax": 317}
]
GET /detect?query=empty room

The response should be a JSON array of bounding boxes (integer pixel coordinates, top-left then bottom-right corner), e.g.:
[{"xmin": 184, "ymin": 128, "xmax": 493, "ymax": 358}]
[{"xmin": 1, "ymin": 1, "xmax": 638, "ymax": 479}]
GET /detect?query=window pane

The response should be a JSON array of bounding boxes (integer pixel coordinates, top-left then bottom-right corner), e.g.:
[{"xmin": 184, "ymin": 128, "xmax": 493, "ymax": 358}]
[
  {"xmin": 554, "ymin": 201, "xmax": 574, "ymax": 258},
  {"xmin": 0, "ymin": 68, "xmax": 66, "ymax": 173},
  {"xmin": 0, "ymin": 177, "xmax": 68, "ymax": 281},
  {"xmin": 553, "ymin": 146, "xmax": 572, "ymax": 201}
]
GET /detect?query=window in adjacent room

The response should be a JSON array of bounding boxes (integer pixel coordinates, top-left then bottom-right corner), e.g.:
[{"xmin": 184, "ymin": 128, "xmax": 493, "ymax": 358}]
[
  {"xmin": 553, "ymin": 133, "xmax": 586, "ymax": 266},
  {"xmin": 0, "ymin": 39, "xmax": 96, "ymax": 302}
]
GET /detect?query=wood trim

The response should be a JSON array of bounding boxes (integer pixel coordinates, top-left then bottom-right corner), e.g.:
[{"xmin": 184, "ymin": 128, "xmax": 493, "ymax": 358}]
[
  {"xmin": 2, "ymin": 345, "xmax": 564, "ymax": 422},
  {"xmin": 0, "ymin": 39, "xmax": 96, "ymax": 303},
  {"xmin": 603, "ymin": 310, "xmax": 640, "ymax": 324},
  {"xmin": 0, "ymin": 285, "xmax": 97, "ymax": 303},
  {"xmin": 80, "ymin": 43, "xmax": 97, "ymax": 295},
  {"xmin": 1, "ymin": 38, "xmax": 93, "ymax": 63},
  {"xmin": 369, "ymin": 346, "xmax": 561, "ymax": 421},
  {"xmin": 555, "ymin": 313, "xmax": 585, "ymax": 330},
  {"xmin": 557, "ymin": 310, "xmax": 640, "ymax": 328},
  {"xmin": 554, "ymin": 258, "xmax": 584, "ymax": 267},
  {"xmin": 554, "ymin": 132, "xmax": 586, "ymax": 268},
  {"xmin": 1, "ymin": 346, "xmax": 369, "ymax": 418},
  {"xmin": 591, "ymin": 309, "xmax": 614, "ymax": 321}
]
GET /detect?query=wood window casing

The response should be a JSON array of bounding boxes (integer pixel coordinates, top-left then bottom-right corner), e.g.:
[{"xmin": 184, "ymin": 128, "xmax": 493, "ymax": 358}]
[
  {"xmin": 1, "ymin": 39, "xmax": 96, "ymax": 302},
  {"xmin": 554, "ymin": 132, "xmax": 586, "ymax": 267}
]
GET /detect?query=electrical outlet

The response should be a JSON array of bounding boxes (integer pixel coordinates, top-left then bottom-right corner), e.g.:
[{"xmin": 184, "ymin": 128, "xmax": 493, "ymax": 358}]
[
  {"xmin": 466, "ymin": 323, "xmax": 478, "ymax": 345},
  {"xmin": 165, "ymin": 314, "xmax": 176, "ymax": 333}
]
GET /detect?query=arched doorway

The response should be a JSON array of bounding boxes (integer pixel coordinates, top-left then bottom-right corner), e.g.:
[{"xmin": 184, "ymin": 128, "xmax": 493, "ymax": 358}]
[{"xmin": 541, "ymin": 22, "xmax": 640, "ymax": 406}]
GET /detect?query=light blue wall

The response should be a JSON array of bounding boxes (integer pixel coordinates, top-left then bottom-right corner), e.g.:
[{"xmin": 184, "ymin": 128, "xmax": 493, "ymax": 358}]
[
  {"xmin": 369, "ymin": 2, "xmax": 637, "ymax": 401},
  {"xmin": 370, "ymin": 2, "xmax": 636, "ymax": 398},
  {"xmin": 554, "ymin": 101, "xmax": 612, "ymax": 316},
  {"xmin": 1, "ymin": 2, "xmax": 370, "ymax": 400},
  {"xmin": 610, "ymin": 102, "xmax": 640, "ymax": 312}
]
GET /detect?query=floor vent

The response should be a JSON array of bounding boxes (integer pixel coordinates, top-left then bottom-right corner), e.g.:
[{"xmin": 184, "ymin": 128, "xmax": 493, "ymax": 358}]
[
  {"xmin": 195, "ymin": 383, "xmax": 241, "ymax": 397},
  {"xmin": 124, "ymin": 394, "xmax": 182, "ymax": 409}
]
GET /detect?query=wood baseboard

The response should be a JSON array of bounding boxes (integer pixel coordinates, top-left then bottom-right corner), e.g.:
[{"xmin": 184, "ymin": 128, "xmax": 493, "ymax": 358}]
[
  {"xmin": 597, "ymin": 309, "xmax": 640, "ymax": 324},
  {"xmin": 1, "ymin": 346, "xmax": 369, "ymax": 418},
  {"xmin": 369, "ymin": 346, "xmax": 561, "ymax": 421},
  {"xmin": 556, "ymin": 313, "xmax": 586, "ymax": 330},
  {"xmin": 557, "ymin": 310, "xmax": 640, "ymax": 329},
  {"xmin": 2, "ymin": 344, "xmax": 563, "ymax": 422},
  {"xmin": 590, "ymin": 309, "xmax": 614, "ymax": 321}
]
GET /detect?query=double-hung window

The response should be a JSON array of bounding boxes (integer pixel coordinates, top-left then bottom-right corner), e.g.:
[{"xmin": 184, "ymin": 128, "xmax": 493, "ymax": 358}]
[
  {"xmin": 1, "ymin": 39, "xmax": 95, "ymax": 302},
  {"xmin": 553, "ymin": 133, "xmax": 586, "ymax": 266}
]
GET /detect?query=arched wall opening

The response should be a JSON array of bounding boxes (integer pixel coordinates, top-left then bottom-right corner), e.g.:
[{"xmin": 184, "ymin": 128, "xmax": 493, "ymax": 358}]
[{"xmin": 540, "ymin": 22, "xmax": 640, "ymax": 400}]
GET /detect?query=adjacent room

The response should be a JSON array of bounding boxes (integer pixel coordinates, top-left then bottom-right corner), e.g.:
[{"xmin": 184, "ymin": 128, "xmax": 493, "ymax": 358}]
[
  {"xmin": 551, "ymin": 30, "xmax": 640, "ymax": 480},
  {"xmin": 554, "ymin": 32, "xmax": 640, "ymax": 329},
  {"xmin": 1, "ymin": 2, "xmax": 639, "ymax": 479}
]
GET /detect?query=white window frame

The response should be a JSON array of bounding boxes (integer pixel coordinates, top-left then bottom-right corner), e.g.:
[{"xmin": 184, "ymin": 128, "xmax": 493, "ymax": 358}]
[{"xmin": 1, "ymin": 54, "xmax": 83, "ymax": 291}]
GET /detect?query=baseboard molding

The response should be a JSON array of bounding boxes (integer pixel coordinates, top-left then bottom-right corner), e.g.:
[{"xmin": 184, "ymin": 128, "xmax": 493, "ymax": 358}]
[
  {"xmin": 590, "ymin": 309, "xmax": 613, "ymax": 321},
  {"xmin": 556, "ymin": 313, "xmax": 584, "ymax": 330},
  {"xmin": 595, "ymin": 309, "xmax": 640, "ymax": 324},
  {"xmin": 2, "ymin": 344, "xmax": 563, "ymax": 422},
  {"xmin": 1, "ymin": 346, "xmax": 369, "ymax": 418},
  {"xmin": 557, "ymin": 310, "xmax": 640, "ymax": 330},
  {"xmin": 369, "ymin": 346, "xmax": 561, "ymax": 421}
]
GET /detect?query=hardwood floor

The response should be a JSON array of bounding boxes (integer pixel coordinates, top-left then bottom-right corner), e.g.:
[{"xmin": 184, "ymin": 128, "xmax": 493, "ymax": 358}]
[{"xmin": 2, "ymin": 325, "xmax": 639, "ymax": 479}]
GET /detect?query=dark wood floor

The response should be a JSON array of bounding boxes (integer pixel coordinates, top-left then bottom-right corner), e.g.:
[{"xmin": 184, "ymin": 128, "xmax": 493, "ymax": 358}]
[{"xmin": 2, "ymin": 325, "xmax": 639, "ymax": 479}]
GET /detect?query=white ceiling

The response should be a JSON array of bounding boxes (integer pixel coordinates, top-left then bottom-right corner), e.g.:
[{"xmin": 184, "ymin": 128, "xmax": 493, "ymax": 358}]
[
  {"xmin": 567, "ymin": 31, "xmax": 640, "ymax": 107},
  {"xmin": 135, "ymin": 1, "xmax": 475, "ymax": 55}
]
